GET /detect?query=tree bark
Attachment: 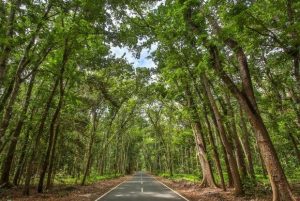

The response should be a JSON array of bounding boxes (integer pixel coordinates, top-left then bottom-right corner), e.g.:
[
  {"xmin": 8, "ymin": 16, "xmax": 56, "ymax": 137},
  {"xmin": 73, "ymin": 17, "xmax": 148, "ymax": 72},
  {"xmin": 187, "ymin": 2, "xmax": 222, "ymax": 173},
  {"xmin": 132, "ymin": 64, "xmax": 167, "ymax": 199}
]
[
  {"xmin": 0, "ymin": 70, "xmax": 37, "ymax": 186},
  {"xmin": 23, "ymin": 77, "xmax": 59, "ymax": 195},
  {"xmin": 23, "ymin": 36, "xmax": 69, "ymax": 195},
  {"xmin": 207, "ymin": 93, "xmax": 234, "ymax": 187},
  {"xmin": 46, "ymin": 123, "xmax": 59, "ymax": 189},
  {"xmin": 202, "ymin": 74, "xmax": 243, "ymax": 195},
  {"xmin": 185, "ymin": 84, "xmax": 217, "ymax": 188},
  {"xmin": 81, "ymin": 110, "xmax": 97, "ymax": 185},
  {"xmin": 288, "ymin": 132, "xmax": 300, "ymax": 164},
  {"xmin": 225, "ymin": 95, "xmax": 247, "ymax": 179},
  {"xmin": 239, "ymin": 108, "xmax": 256, "ymax": 180},
  {"xmin": 0, "ymin": 8, "xmax": 53, "ymax": 146},
  {"xmin": 37, "ymin": 77, "xmax": 66, "ymax": 193},
  {"xmin": 204, "ymin": 111, "xmax": 226, "ymax": 190},
  {"xmin": 12, "ymin": 113, "xmax": 34, "ymax": 186},
  {"xmin": 0, "ymin": 79, "xmax": 14, "ymax": 113},
  {"xmin": 208, "ymin": 45, "xmax": 295, "ymax": 201}
]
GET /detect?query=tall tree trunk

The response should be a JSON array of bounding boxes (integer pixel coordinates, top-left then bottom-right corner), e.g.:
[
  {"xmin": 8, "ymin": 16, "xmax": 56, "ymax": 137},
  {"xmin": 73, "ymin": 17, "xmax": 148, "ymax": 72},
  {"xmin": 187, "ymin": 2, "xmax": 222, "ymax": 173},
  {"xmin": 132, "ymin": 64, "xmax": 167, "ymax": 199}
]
[
  {"xmin": 37, "ymin": 77, "xmax": 66, "ymax": 193},
  {"xmin": 225, "ymin": 95, "xmax": 247, "ymax": 179},
  {"xmin": 0, "ymin": 46, "xmax": 51, "ymax": 185},
  {"xmin": 183, "ymin": 3, "xmax": 295, "ymax": 197},
  {"xmin": 0, "ymin": 71, "xmax": 23, "ymax": 147},
  {"xmin": 185, "ymin": 84, "xmax": 217, "ymax": 188},
  {"xmin": 239, "ymin": 108, "xmax": 256, "ymax": 180},
  {"xmin": 207, "ymin": 94, "xmax": 234, "ymax": 187},
  {"xmin": 0, "ymin": 17, "xmax": 52, "ymax": 146},
  {"xmin": 12, "ymin": 112, "xmax": 34, "ymax": 186},
  {"xmin": 288, "ymin": 132, "xmax": 300, "ymax": 164},
  {"xmin": 204, "ymin": 112, "xmax": 226, "ymax": 190},
  {"xmin": 81, "ymin": 110, "xmax": 97, "ymax": 185},
  {"xmin": 46, "ymin": 123, "xmax": 59, "ymax": 189},
  {"xmin": 0, "ymin": 70, "xmax": 37, "ymax": 186},
  {"xmin": 202, "ymin": 74, "xmax": 243, "ymax": 195},
  {"xmin": 23, "ymin": 77, "xmax": 59, "ymax": 195},
  {"xmin": 208, "ymin": 45, "xmax": 295, "ymax": 201},
  {"xmin": 23, "ymin": 37, "xmax": 69, "ymax": 195},
  {"xmin": 0, "ymin": 79, "xmax": 14, "ymax": 113}
]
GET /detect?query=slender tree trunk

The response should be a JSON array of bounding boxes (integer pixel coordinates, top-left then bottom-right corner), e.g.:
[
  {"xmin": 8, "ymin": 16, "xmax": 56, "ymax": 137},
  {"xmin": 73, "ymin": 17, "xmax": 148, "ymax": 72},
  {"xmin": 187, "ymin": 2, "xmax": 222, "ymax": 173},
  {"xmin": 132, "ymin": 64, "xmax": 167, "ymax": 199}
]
[
  {"xmin": 0, "ymin": 74, "xmax": 22, "ymax": 146},
  {"xmin": 185, "ymin": 84, "xmax": 217, "ymax": 188},
  {"xmin": 0, "ymin": 25, "xmax": 52, "ymax": 146},
  {"xmin": 202, "ymin": 74, "xmax": 243, "ymax": 195},
  {"xmin": 207, "ymin": 94, "xmax": 234, "ymax": 187},
  {"xmin": 23, "ymin": 36, "xmax": 69, "ymax": 195},
  {"xmin": 204, "ymin": 112, "xmax": 226, "ymax": 190},
  {"xmin": 0, "ymin": 71, "xmax": 36, "ymax": 186},
  {"xmin": 225, "ymin": 95, "xmax": 247, "ymax": 178},
  {"xmin": 183, "ymin": 7, "xmax": 293, "ymax": 198},
  {"xmin": 0, "ymin": 46, "xmax": 51, "ymax": 185},
  {"xmin": 37, "ymin": 78, "xmax": 66, "ymax": 193},
  {"xmin": 208, "ymin": 45, "xmax": 295, "ymax": 201},
  {"xmin": 81, "ymin": 110, "xmax": 97, "ymax": 185},
  {"xmin": 46, "ymin": 123, "xmax": 59, "ymax": 189},
  {"xmin": 0, "ymin": 79, "xmax": 14, "ymax": 113},
  {"xmin": 23, "ymin": 78, "xmax": 59, "ymax": 195},
  {"xmin": 288, "ymin": 132, "xmax": 300, "ymax": 163},
  {"xmin": 12, "ymin": 117, "xmax": 33, "ymax": 186},
  {"xmin": 239, "ymin": 108, "xmax": 256, "ymax": 180}
]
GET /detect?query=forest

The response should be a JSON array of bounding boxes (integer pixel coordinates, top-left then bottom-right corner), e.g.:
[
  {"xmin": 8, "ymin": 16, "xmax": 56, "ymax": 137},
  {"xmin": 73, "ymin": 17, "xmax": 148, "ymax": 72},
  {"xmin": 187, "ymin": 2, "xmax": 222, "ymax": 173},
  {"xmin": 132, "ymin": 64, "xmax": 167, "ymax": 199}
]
[{"xmin": 0, "ymin": 0, "xmax": 299, "ymax": 201}]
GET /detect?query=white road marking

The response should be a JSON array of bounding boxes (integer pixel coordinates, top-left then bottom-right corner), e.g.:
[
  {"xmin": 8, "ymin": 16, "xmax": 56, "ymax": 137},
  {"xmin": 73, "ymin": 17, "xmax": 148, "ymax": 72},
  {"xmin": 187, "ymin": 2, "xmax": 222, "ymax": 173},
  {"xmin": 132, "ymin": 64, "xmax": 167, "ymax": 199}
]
[
  {"xmin": 155, "ymin": 178, "xmax": 190, "ymax": 201},
  {"xmin": 95, "ymin": 173, "xmax": 189, "ymax": 201},
  {"xmin": 94, "ymin": 180, "xmax": 127, "ymax": 201}
]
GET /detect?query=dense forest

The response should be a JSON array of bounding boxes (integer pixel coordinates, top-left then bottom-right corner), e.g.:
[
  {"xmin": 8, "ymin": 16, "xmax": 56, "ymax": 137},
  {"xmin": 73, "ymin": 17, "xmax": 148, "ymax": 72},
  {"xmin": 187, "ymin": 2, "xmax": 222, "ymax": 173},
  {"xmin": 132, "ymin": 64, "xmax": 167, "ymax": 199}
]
[{"xmin": 0, "ymin": 0, "xmax": 299, "ymax": 201}]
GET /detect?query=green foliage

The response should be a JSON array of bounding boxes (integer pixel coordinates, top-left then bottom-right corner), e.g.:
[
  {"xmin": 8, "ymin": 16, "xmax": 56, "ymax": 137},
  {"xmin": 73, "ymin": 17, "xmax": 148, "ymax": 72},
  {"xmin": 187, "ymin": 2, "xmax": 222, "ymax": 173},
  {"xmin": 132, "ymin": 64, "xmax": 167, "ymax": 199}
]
[{"xmin": 0, "ymin": 1, "xmax": 299, "ymax": 199}]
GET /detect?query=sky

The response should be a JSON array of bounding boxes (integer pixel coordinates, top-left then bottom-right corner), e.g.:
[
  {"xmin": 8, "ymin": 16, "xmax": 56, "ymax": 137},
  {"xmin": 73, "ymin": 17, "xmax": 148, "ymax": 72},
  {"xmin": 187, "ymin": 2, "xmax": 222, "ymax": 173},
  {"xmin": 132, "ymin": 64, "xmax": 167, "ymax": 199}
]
[
  {"xmin": 108, "ymin": 1, "xmax": 165, "ymax": 69},
  {"xmin": 110, "ymin": 45, "xmax": 156, "ymax": 69}
]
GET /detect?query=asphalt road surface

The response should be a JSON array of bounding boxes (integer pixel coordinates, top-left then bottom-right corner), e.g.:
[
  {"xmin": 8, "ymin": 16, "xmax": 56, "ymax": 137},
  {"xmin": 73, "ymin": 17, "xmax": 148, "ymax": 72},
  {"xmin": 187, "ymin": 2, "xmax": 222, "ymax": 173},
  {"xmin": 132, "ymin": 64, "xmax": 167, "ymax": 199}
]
[{"xmin": 95, "ymin": 172, "xmax": 189, "ymax": 201}]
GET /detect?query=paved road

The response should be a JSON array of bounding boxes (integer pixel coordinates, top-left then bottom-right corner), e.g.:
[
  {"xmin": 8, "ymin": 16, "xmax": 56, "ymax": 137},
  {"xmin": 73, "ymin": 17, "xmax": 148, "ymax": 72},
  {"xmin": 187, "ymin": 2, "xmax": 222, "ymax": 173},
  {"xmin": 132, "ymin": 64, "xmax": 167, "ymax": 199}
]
[{"xmin": 95, "ymin": 172, "xmax": 188, "ymax": 201}]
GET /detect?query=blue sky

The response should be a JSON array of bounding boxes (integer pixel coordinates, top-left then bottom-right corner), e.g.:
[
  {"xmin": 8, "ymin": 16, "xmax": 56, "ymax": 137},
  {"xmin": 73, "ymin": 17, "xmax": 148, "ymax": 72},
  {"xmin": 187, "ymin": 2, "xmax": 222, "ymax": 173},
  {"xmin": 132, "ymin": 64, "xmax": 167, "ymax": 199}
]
[
  {"xmin": 110, "ymin": 45, "xmax": 156, "ymax": 69},
  {"xmin": 108, "ymin": 0, "xmax": 163, "ymax": 69}
]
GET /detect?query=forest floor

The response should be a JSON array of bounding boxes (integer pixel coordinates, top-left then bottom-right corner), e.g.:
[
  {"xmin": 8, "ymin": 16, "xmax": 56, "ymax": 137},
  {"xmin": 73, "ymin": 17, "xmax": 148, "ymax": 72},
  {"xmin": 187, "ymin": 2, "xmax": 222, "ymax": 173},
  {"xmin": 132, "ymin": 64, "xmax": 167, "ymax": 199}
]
[
  {"xmin": 157, "ymin": 176, "xmax": 300, "ymax": 201},
  {"xmin": 0, "ymin": 176, "xmax": 129, "ymax": 201}
]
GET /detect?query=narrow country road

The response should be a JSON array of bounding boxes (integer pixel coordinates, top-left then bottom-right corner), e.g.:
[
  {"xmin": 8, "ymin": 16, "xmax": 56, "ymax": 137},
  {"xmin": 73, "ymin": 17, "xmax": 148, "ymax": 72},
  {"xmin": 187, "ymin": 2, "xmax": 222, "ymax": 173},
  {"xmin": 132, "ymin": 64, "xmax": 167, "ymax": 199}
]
[{"xmin": 95, "ymin": 172, "xmax": 189, "ymax": 201}]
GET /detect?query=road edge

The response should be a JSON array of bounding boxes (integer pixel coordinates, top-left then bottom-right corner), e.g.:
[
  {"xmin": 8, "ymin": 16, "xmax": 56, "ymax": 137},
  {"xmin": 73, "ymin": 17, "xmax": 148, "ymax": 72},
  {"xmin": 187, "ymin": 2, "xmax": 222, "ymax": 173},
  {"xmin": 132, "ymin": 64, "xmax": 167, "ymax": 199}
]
[
  {"xmin": 154, "ymin": 177, "xmax": 190, "ymax": 201},
  {"xmin": 94, "ymin": 179, "xmax": 127, "ymax": 201}
]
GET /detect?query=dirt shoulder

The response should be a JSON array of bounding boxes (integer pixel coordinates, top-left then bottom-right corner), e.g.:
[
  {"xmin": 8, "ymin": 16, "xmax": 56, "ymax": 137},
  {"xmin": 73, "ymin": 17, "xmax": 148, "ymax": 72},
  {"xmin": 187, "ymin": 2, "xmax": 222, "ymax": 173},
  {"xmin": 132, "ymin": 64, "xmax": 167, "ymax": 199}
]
[
  {"xmin": 156, "ymin": 176, "xmax": 300, "ymax": 201},
  {"xmin": 0, "ymin": 176, "xmax": 129, "ymax": 201}
]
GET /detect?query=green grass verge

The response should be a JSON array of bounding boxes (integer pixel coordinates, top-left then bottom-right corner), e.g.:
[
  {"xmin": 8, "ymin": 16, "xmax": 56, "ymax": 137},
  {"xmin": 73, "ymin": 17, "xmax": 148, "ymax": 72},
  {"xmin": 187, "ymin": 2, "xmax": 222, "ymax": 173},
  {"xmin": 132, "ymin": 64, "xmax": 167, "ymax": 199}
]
[
  {"xmin": 53, "ymin": 173, "xmax": 123, "ymax": 185},
  {"xmin": 159, "ymin": 173, "xmax": 201, "ymax": 182}
]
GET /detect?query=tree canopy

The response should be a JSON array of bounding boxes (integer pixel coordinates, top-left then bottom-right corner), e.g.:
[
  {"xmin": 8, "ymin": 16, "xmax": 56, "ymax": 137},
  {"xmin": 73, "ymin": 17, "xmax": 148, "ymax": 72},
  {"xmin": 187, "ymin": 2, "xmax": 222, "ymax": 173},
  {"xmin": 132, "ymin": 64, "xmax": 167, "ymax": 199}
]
[{"xmin": 0, "ymin": 0, "xmax": 299, "ymax": 201}]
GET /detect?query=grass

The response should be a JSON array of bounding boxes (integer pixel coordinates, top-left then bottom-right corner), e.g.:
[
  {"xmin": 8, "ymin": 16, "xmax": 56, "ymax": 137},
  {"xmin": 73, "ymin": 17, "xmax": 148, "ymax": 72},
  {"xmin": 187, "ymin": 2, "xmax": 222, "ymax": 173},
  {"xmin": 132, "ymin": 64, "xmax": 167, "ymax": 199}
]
[
  {"xmin": 159, "ymin": 173, "xmax": 201, "ymax": 183},
  {"xmin": 53, "ymin": 172, "xmax": 123, "ymax": 185}
]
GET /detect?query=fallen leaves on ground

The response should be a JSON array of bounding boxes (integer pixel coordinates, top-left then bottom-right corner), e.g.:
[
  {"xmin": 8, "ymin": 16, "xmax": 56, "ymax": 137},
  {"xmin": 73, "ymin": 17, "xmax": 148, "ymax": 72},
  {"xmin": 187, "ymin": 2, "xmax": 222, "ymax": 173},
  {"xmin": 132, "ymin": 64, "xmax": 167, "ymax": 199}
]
[
  {"xmin": 0, "ymin": 176, "xmax": 129, "ymax": 201},
  {"xmin": 157, "ymin": 177, "xmax": 300, "ymax": 201}
]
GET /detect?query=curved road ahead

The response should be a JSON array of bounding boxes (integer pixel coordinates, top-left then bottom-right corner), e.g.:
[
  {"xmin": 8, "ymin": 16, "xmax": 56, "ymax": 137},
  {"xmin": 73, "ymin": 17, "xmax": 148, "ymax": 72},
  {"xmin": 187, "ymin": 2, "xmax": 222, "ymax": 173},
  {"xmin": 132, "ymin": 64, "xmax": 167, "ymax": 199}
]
[{"xmin": 95, "ymin": 172, "xmax": 189, "ymax": 201}]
